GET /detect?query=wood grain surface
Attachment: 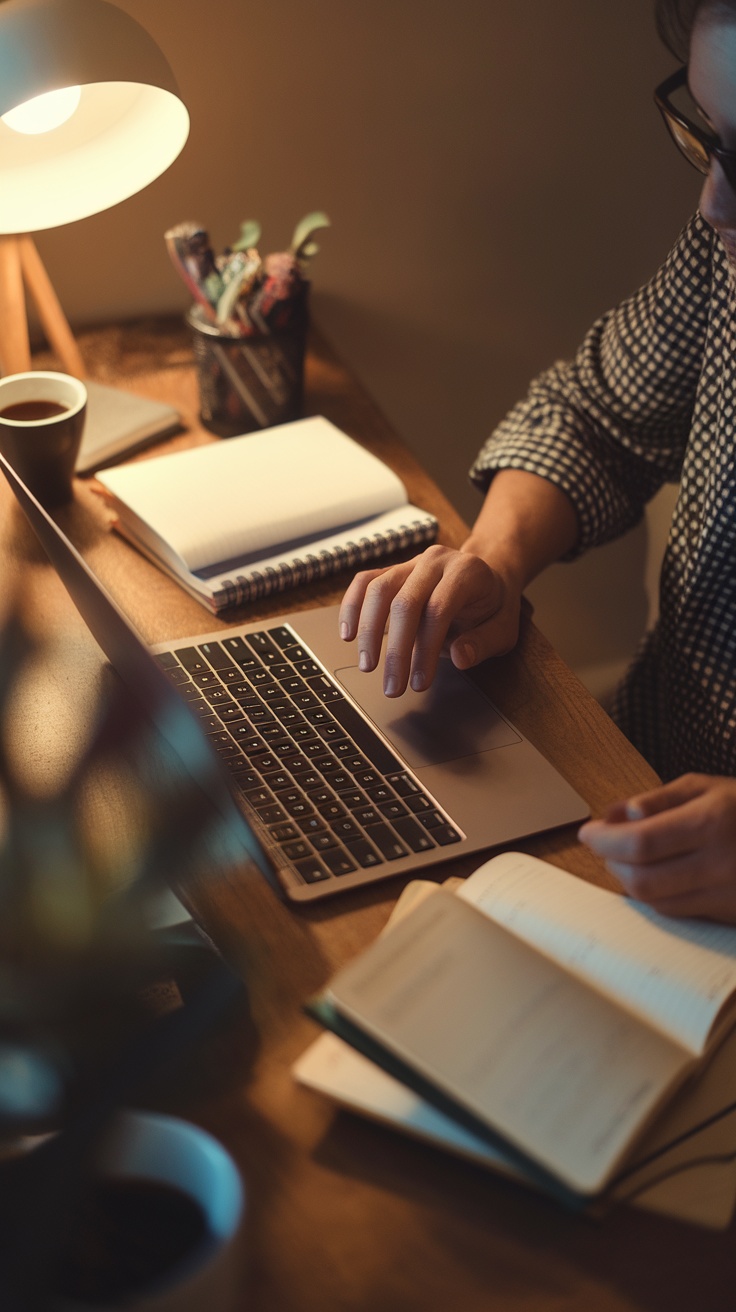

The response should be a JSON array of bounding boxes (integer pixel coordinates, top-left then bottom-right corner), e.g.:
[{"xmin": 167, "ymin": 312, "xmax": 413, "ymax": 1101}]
[{"xmin": 5, "ymin": 318, "xmax": 729, "ymax": 1312}]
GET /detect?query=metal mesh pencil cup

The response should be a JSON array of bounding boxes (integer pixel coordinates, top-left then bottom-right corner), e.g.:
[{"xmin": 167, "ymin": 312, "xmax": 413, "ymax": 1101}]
[{"xmin": 187, "ymin": 291, "xmax": 308, "ymax": 437}]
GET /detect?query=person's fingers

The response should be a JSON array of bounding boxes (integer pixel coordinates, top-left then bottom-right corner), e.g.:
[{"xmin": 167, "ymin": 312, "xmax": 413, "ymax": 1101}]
[
  {"xmin": 604, "ymin": 849, "xmax": 713, "ymax": 903},
  {"xmin": 401, "ymin": 557, "xmax": 507, "ymax": 692},
  {"xmin": 634, "ymin": 882, "xmax": 736, "ymax": 924},
  {"xmin": 604, "ymin": 774, "xmax": 710, "ymax": 822},
  {"xmin": 448, "ymin": 595, "xmax": 520, "ymax": 670},
  {"xmin": 339, "ymin": 547, "xmax": 514, "ymax": 697},
  {"xmin": 338, "ymin": 562, "xmax": 412, "ymax": 647},
  {"xmin": 379, "ymin": 552, "xmax": 478, "ymax": 695},
  {"xmin": 578, "ymin": 793, "xmax": 710, "ymax": 867}
]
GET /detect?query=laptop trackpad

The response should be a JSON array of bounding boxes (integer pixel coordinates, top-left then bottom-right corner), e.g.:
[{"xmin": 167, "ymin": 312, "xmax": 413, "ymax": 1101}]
[{"xmin": 336, "ymin": 657, "xmax": 520, "ymax": 769}]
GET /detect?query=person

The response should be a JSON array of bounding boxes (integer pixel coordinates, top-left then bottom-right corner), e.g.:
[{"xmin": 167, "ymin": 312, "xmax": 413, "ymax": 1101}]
[{"xmin": 338, "ymin": 0, "xmax": 736, "ymax": 923}]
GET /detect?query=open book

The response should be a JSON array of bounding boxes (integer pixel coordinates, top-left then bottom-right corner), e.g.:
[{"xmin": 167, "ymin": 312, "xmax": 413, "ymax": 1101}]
[
  {"xmin": 305, "ymin": 853, "xmax": 736, "ymax": 1202},
  {"xmin": 93, "ymin": 415, "xmax": 437, "ymax": 612}
]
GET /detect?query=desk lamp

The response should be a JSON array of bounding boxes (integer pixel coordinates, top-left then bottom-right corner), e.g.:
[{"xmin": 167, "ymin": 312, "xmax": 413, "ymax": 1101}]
[{"xmin": 0, "ymin": 0, "xmax": 189, "ymax": 379}]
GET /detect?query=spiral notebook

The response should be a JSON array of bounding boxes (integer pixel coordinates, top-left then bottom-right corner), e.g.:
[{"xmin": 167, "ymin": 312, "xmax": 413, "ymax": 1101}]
[{"xmin": 94, "ymin": 416, "xmax": 438, "ymax": 613}]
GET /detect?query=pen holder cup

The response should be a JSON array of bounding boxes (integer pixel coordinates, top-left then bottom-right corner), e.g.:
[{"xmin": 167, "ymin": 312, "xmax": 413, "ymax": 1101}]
[{"xmin": 187, "ymin": 297, "xmax": 308, "ymax": 437}]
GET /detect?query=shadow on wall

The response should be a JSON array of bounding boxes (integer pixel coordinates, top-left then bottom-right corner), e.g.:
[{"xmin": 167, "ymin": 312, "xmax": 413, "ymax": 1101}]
[{"xmin": 526, "ymin": 482, "xmax": 680, "ymax": 703}]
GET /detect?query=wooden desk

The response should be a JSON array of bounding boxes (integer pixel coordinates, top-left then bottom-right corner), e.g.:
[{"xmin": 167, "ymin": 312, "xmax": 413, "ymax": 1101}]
[{"xmin": 9, "ymin": 319, "xmax": 736, "ymax": 1311}]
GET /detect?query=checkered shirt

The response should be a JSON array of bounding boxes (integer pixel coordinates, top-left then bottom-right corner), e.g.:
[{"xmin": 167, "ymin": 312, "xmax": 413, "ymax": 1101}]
[{"xmin": 470, "ymin": 211, "xmax": 736, "ymax": 781}]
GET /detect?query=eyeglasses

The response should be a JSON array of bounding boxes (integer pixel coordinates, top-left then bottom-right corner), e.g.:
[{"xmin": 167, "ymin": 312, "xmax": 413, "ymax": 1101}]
[{"xmin": 654, "ymin": 65, "xmax": 736, "ymax": 190}]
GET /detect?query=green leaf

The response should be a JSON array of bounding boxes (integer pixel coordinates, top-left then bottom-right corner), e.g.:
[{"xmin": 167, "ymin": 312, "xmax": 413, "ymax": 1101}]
[
  {"xmin": 232, "ymin": 219, "xmax": 262, "ymax": 252},
  {"xmin": 291, "ymin": 211, "xmax": 330, "ymax": 260}
]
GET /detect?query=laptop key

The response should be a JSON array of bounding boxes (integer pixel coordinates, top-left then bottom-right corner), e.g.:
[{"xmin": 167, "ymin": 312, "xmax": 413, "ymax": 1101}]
[
  {"xmin": 241, "ymin": 786, "xmax": 275, "ymax": 808},
  {"xmin": 228, "ymin": 727, "xmax": 263, "ymax": 752},
  {"xmin": 293, "ymin": 856, "xmax": 332, "ymax": 884},
  {"xmin": 340, "ymin": 790, "xmax": 370, "ymax": 809},
  {"xmin": 365, "ymin": 783, "xmax": 397, "ymax": 805},
  {"xmin": 280, "ymin": 644, "xmax": 309, "ymax": 662},
  {"xmin": 301, "ymin": 738, "xmax": 330, "ymax": 758},
  {"xmin": 293, "ymin": 659, "xmax": 320, "ymax": 677},
  {"xmin": 179, "ymin": 684, "xmax": 204, "ymax": 702},
  {"xmin": 258, "ymin": 804, "xmax": 288, "ymax": 824},
  {"xmin": 321, "ymin": 848, "xmax": 357, "ymax": 876},
  {"xmin": 354, "ymin": 805, "xmax": 381, "ymax": 827},
  {"xmin": 298, "ymin": 814, "xmax": 327, "ymax": 837},
  {"xmin": 386, "ymin": 772, "xmax": 422, "ymax": 797},
  {"xmin": 192, "ymin": 670, "xmax": 220, "ymax": 688},
  {"xmin": 378, "ymin": 799, "xmax": 409, "ymax": 821},
  {"xmin": 282, "ymin": 840, "xmax": 312, "ymax": 861},
  {"xmin": 175, "ymin": 646, "xmax": 209, "ymax": 673},
  {"xmin": 417, "ymin": 810, "xmax": 447, "ymax": 829},
  {"xmin": 433, "ymin": 825, "xmax": 463, "ymax": 846},
  {"xmin": 249, "ymin": 753, "xmax": 280, "ymax": 773},
  {"xmin": 165, "ymin": 666, "xmax": 192, "ymax": 686},
  {"xmin": 218, "ymin": 666, "xmax": 243, "ymax": 683},
  {"xmin": 318, "ymin": 801, "xmax": 347, "ymax": 822},
  {"xmin": 304, "ymin": 785, "xmax": 336, "ymax": 806},
  {"xmin": 216, "ymin": 704, "xmax": 245, "ymax": 724},
  {"xmin": 343, "ymin": 836, "xmax": 381, "ymax": 867},
  {"xmin": 246, "ymin": 632, "xmax": 281, "ymax": 663},
  {"xmin": 328, "ymin": 699, "xmax": 402, "ymax": 774},
  {"xmin": 231, "ymin": 770, "xmax": 262, "ymax": 791},
  {"xmin": 202, "ymin": 687, "xmax": 236, "ymax": 706},
  {"xmin": 269, "ymin": 822, "xmax": 300, "ymax": 842},
  {"xmin": 261, "ymin": 770, "xmax": 292, "ymax": 791},
  {"xmin": 364, "ymin": 823, "xmax": 409, "ymax": 860},
  {"xmin": 312, "ymin": 831, "xmax": 340, "ymax": 851},
  {"xmin": 392, "ymin": 816, "xmax": 437, "ymax": 852},
  {"xmin": 265, "ymin": 625, "xmax": 296, "ymax": 649},
  {"xmin": 197, "ymin": 641, "xmax": 233, "ymax": 670},
  {"xmin": 405, "ymin": 794, "xmax": 431, "ymax": 813},
  {"xmin": 198, "ymin": 713, "xmax": 223, "ymax": 732}
]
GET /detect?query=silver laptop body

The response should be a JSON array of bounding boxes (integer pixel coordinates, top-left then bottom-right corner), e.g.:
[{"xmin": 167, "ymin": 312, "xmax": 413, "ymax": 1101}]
[{"xmin": 1, "ymin": 452, "xmax": 588, "ymax": 903}]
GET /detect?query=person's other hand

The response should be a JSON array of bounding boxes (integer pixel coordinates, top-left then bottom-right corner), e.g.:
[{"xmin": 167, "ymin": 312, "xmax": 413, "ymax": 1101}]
[
  {"xmin": 338, "ymin": 543, "xmax": 522, "ymax": 697},
  {"xmin": 578, "ymin": 774, "xmax": 736, "ymax": 923}
]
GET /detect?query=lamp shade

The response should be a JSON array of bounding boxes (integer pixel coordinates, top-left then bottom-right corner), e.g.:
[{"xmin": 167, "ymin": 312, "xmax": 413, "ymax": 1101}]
[{"xmin": 0, "ymin": 0, "xmax": 189, "ymax": 233}]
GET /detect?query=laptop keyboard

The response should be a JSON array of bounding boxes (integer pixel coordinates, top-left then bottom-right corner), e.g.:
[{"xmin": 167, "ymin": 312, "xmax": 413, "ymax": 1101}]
[{"xmin": 155, "ymin": 623, "xmax": 462, "ymax": 887}]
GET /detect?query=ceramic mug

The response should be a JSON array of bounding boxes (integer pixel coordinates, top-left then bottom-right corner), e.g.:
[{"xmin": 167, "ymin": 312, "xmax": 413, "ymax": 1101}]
[
  {"xmin": 52, "ymin": 1111, "xmax": 245, "ymax": 1312},
  {"xmin": 0, "ymin": 370, "xmax": 87, "ymax": 508}
]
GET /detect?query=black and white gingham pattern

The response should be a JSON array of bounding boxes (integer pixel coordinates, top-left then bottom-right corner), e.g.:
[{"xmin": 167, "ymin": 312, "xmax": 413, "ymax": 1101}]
[{"xmin": 470, "ymin": 212, "xmax": 736, "ymax": 780}]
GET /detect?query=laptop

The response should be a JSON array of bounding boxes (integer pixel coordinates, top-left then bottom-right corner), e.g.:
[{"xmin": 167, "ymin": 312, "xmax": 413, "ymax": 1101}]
[{"xmin": 0, "ymin": 451, "xmax": 589, "ymax": 903}]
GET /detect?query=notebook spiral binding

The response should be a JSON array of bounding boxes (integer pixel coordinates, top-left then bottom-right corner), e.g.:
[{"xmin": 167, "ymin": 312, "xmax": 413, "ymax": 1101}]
[{"xmin": 214, "ymin": 516, "xmax": 439, "ymax": 609}]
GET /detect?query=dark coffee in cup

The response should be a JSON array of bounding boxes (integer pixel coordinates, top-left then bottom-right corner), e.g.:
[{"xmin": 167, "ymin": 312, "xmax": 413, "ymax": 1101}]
[
  {"xmin": 0, "ymin": 371, "xmax": 87, "ymax": 508},
  {"xmin": 0, "ymin": 399, "xmax": 69, "ymax": 422},
  {"xmin": 54, "ymin": 1176, "xmax": 211, "ymax": 1305}
]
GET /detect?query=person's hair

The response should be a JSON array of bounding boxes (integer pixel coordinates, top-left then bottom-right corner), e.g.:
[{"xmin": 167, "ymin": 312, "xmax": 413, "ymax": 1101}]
[{"xmin": 656, "ymin": 0, "xmax": 736, "ymax": 59}]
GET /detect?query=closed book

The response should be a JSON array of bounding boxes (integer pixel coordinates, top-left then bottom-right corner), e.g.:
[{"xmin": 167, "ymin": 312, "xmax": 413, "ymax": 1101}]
[
  {"xmin": 76, "ymin": 380, "xmax": 182, "ymax": 474},
  {"xmin": 94, "ymin": 415, "xmax": 438, "ymax": 612}
]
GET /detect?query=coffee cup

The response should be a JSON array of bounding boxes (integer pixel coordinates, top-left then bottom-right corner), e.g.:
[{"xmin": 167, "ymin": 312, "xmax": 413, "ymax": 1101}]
[
  {"xmin": 0, "ymin": 371, "xmax": 87, "ymax": 508},
  {"xmin": 52, "ymin": 1111, "xmax": 245, "ymax": 1312}
]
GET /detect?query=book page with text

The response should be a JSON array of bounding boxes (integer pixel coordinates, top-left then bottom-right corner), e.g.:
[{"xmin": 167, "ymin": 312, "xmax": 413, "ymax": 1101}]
[
  {"xmin": 457, "ymin": 853, "xmax": 736, "ymax": 1057},
  {"xmin": 328, "ymin": 889, "xmax": 687, "ymax": 1194}
]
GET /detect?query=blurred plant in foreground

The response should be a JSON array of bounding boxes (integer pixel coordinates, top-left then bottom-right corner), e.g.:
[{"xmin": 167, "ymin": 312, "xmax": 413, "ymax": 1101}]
[{"xmin": 0, "ymin": 603, "xmax": 250, "ymax": 1309}]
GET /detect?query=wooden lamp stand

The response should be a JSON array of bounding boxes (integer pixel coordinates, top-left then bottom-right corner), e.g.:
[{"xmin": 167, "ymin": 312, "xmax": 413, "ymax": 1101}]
[{"xmin": 0, "ymin": 234, "xmax": 85, "ymax": 379}]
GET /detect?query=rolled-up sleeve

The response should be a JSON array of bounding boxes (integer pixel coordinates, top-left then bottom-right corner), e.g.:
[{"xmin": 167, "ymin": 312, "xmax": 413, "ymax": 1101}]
[{"xmin": 469, "ymin": 213, "xmax": 714, "ymax": 555}]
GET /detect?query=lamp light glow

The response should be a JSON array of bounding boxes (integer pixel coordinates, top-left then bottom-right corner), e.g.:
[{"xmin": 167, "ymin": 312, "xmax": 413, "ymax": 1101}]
[
  {"xmin": 0, "ymin": 0, "xmax": 190, "ymax": 382},
  {"xmin": 2, "ymin": 85, "xmax": 81, "ymax": 134},
  {"xmin": 0, "ymin": 0, "xmax": 190, "ymax": 234}
]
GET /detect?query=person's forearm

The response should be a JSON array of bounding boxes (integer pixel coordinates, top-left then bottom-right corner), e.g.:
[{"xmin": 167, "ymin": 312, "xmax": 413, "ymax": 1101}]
[{"xmin": 461, "ymin": 469, "xmax": 579, "ymax": 592}]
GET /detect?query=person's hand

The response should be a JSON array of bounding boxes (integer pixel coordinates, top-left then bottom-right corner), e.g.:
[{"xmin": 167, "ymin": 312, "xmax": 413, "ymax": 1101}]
[
  {"xmin": 578, "ymin": 774, "xmax": 736, "ymax": 923},
  {"xmin": 338, "ymin": 543, "xmax": 522, "ymax": 697}
]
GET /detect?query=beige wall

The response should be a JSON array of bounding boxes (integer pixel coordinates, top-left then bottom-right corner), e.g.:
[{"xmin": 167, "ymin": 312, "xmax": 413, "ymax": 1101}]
[{"xmin": 30, "ymin": 0, "xmax": 700, "ymax": 691}]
